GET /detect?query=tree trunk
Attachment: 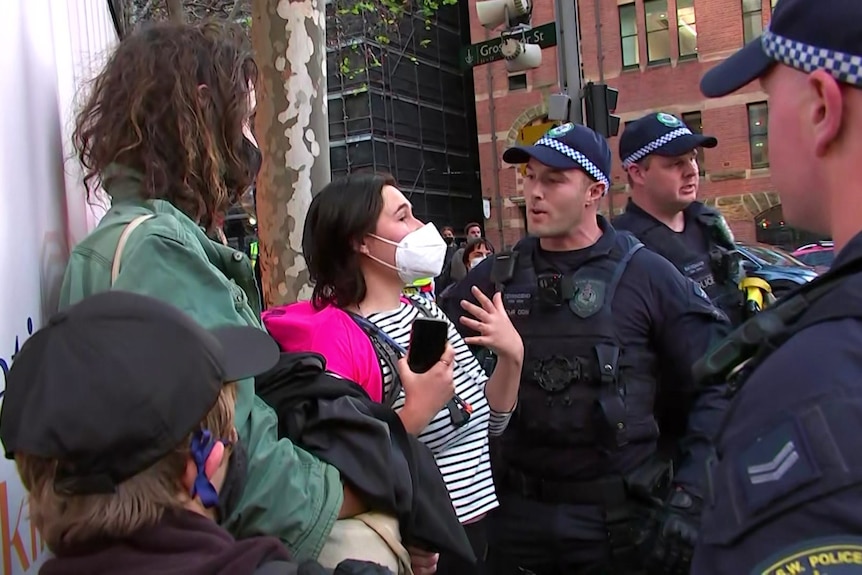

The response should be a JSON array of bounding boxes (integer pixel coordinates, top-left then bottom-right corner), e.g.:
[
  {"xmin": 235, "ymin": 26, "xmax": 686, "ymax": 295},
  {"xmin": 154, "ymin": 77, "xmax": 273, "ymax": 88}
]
[
  {"xmin": 251, "ymin": 0, "xmax": 330, "ymax": 308},
  {"xmin": 165, "ymin": 0, "xmax": 185, "ymax": 23}
]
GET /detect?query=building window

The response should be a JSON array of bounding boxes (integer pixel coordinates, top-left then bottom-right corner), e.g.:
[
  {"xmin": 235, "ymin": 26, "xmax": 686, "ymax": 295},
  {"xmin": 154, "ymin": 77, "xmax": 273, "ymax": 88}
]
[
  {"xmin": 742, "ymin": 0, "xmax": 763, "ymax": 44},
  {"xmin": 677, "ymin": 0, "xmax": 697, "ymax": 58},
  {"xmin": 748, "ymin": 101, "xmax": 769, "ymax": 168},
  {"xmin": 644, "ymin": 0, "xmax": 670, "ymax": 63},
  {"xmin": 508, "ymin": 73, "xmax": 527, "ymax": 91},
  {"xmin": 771, "ymin": 0, "xmax": 779, "ymax": 7},
  {"xmin": 682, "ymin": 111, "xmax": 706, "ymax": 175},
  {"xmin": 619, "ymin": 3, "xmax": 639, "ymax": 68}
]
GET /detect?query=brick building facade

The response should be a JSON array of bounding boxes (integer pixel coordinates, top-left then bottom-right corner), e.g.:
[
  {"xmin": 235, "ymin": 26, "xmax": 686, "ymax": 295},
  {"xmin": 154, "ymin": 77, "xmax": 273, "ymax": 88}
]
[{"xmin": 467, "ymin": 0, "xmax": 796, "ymax": 249}]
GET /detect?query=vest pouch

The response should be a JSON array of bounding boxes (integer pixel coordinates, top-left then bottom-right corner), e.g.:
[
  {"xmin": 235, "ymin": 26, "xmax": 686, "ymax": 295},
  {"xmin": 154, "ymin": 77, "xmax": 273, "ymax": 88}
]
[
  {"xmin": 594, "ymin": 394, "xmax": 628, "ymax": 450},
  {"xmin": 594, "ymin": 343, "xmax": 628, "ymax": 449},
  {"xmin": 518, "ymin": 354, "xmax": 598, "ymax": 445}
]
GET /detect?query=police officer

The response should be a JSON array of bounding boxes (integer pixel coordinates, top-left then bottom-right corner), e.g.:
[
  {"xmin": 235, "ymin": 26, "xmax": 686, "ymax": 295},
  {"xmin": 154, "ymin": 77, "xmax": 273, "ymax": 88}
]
[
  {"xmin": 691, "ymin": 0, "xmax": 862, "ymax": 572},
  {"xmin": 612, "ymin": 114, "xmax": 747, "ymax": 325},
  {"xmin": 443, "ymin": 122, "xmax": 731, "ymax": 575}
]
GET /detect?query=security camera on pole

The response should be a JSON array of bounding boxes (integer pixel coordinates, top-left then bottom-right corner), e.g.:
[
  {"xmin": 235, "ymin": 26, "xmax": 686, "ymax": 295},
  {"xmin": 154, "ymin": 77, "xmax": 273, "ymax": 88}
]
[{"xmin": 475, "ymin": 0, "xmax": 542, "ymax": 73}]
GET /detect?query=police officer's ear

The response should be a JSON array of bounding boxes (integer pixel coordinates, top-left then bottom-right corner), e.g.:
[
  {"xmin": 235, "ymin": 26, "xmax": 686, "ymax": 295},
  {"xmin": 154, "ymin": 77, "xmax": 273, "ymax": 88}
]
[
  {"xmin": 584, "ymin": 181, "xmax": 605, "ymax": 207},
  {"xmin": 626, "ymin": 158, "xmax": 650, "ymax": 187}
]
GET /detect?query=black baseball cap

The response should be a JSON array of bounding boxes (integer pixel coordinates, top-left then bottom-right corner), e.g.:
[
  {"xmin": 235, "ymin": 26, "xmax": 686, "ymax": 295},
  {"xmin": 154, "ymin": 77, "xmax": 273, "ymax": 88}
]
[
  {"xmin": 701, "ymin": 0, "xmax": 862, "ymax": 98},
  {"xmin": 619, "ymin": 112, "xmax": 717, "ymax": 168},
  {"xmin": 503, "ymin": 122, "xmax": 612, "ymax": 191},
  {"xmin": 0, "ymin": 290, "xmax": 279, "ymax": 495}
]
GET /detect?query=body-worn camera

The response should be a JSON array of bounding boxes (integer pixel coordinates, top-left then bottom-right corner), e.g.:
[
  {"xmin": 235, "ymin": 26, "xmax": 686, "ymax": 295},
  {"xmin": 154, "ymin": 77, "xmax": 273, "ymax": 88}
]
[{"xmin": 537, "ymin": 273, "xmax": 574, "ymax": 307}]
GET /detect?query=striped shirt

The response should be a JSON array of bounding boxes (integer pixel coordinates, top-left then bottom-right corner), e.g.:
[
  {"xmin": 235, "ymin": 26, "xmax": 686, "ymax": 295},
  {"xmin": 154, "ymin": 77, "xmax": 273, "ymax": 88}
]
[{"xmin": 367, "ymin": 296, "xmax": 512, "ymax": 523}]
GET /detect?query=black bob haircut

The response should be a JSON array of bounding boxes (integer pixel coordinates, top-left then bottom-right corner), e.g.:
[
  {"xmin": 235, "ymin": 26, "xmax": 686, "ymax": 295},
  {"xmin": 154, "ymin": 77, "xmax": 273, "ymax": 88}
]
[{"xmin": 303, "ymin": 171, "xmax": 398, "ymax": 310}]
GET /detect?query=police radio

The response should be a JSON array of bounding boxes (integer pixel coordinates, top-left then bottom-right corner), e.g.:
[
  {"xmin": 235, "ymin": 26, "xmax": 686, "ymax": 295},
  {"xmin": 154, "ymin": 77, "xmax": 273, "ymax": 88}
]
[{"xmin": 490, "ymin": 251, "xmax": 518, "ymax": 292}]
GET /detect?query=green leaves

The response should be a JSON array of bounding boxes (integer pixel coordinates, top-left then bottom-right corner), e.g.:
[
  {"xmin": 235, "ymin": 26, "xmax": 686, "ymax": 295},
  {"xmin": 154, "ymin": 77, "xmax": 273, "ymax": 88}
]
[{"xmin": 331, "ymin": 0, "xmax": 457, "ymax": 78}]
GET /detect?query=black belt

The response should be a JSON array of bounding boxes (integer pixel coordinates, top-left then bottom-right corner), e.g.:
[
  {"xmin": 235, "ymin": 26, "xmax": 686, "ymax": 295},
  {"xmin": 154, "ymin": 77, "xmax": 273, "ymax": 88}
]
[{"xmin": 502, "ymin": 469, "xmax": 628, "ymax": 506}]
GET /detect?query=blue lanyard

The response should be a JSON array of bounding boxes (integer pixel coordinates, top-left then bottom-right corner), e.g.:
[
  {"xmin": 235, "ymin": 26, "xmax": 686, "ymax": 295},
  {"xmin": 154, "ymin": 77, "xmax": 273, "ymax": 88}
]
[{"xmin": 351, "ymin": 315, "xmax": 407, "ymax": 355}]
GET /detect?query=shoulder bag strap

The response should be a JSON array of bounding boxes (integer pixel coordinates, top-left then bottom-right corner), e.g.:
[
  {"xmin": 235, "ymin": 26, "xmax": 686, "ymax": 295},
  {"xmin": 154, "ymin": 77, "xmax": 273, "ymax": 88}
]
[
  {"xmin": 353, "ymin": 512, "xmax": 414, "ymax": 575},
  {"xmin": 111, "ymin": 214, "xmax": 155, "ymax": 286}
]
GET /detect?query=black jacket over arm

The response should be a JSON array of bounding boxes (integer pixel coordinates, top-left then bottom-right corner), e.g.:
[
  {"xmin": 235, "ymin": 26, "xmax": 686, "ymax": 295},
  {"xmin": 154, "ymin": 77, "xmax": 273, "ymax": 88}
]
[{"xmin": 255, "ymin": 353, "xmax": 475, "ymax": 564}]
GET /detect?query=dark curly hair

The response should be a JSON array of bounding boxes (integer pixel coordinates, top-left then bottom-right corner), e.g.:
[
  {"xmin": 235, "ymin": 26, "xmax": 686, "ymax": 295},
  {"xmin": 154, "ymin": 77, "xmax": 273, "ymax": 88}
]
[
  {"xmin": 73, "ymin": 20, "xmax": 258, "ymax": 229},
  {"xmin": 303, "ymin": 172, "xmax": 397, "ymax": 310}
]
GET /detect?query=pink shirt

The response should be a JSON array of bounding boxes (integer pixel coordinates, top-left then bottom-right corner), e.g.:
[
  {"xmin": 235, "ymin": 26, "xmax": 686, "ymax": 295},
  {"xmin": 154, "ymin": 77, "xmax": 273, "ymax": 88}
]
[{"xmin": 262, "ymin": 302, "xmax": 383, "ymax": 402}]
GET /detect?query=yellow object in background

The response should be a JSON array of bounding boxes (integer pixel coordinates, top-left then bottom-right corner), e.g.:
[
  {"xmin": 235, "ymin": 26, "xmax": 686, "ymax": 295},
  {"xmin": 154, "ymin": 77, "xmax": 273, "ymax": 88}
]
[{"xmin": 740, "ymin": 276, "xmax": 775, "ymax": 315}]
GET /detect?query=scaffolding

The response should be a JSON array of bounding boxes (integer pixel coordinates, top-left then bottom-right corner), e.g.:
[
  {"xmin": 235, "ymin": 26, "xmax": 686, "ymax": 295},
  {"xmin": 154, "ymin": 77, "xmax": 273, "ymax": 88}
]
[{"xmin": 326, "ymin": 1, "xmax": 483, "ymax": 227}]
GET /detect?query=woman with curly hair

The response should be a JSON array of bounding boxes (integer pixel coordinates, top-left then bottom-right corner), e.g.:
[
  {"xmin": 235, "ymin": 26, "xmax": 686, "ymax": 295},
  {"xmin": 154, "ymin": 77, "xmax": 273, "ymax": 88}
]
[{"xmin": 57, "ymin": 20, "xmax": 363, "ymax": 564}]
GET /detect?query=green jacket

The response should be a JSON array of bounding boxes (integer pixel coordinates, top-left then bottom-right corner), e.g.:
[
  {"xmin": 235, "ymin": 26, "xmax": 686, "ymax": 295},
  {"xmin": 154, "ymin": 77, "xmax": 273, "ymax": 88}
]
[{"xmin": 58, "ymin": 167, "xmax": 342, "ymax": 560}]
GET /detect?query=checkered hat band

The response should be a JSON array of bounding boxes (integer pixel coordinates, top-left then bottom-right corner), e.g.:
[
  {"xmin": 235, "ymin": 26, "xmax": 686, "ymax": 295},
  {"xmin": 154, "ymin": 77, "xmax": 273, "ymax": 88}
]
[
  {"xmin": 622, "ymin": 127, "xmax": 693, "ymax": 167},
  {"xmin": 536, "ymin": 137, "xmax": 609, "ymax": 188},
  {"xmin": 762, "ymin": 30, "xmax": 862, "ymax": 88}
]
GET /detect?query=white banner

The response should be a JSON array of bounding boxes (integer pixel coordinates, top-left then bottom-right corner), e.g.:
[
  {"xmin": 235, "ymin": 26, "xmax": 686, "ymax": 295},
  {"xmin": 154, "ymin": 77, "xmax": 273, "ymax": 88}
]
[{"xmin": 0, "ymin": 1, "xmax": 115, "ymax": 572}]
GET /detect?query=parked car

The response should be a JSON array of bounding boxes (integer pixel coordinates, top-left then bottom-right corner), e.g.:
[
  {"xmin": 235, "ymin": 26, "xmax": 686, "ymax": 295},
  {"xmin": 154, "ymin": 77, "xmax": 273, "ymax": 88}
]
[
  {"xmin": 792, "ymin": 241, "xmax": 835, "ymax": 268},
  {"xmin": 736, "ymin": 242, "xmax": 821, "ymax": 299}
]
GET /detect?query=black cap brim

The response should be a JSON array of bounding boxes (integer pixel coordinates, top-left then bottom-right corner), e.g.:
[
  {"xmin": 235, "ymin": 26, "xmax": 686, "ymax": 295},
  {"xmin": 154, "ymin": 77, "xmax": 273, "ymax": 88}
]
[
  {"xmin": 652, "ymin": 133, "xmax": 719, "ymax": 157},
  {"xmin": 210, "ymin": 326, "xmax": 280, "ymax": 382},
  {"xmin": 503, "ymin": 145, "xmax": 577, "ymax": 171},
  {"xmin": 701, "ymin": 38, "xmax": 776, "ymax": 98}
]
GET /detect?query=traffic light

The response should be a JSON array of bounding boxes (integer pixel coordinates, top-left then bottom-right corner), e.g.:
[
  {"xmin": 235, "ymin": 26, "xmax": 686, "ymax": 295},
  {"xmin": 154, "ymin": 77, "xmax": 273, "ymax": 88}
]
[{"xmin": 584, "ymin": 82, "xmax": 621, "ymax": 138}]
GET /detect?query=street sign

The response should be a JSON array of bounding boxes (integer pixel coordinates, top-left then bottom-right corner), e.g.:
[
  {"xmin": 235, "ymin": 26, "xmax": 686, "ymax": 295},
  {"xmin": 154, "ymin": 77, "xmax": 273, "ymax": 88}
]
[{"xmin": 460, "ymin": 22, "xmax": 557, "ymax": 70}]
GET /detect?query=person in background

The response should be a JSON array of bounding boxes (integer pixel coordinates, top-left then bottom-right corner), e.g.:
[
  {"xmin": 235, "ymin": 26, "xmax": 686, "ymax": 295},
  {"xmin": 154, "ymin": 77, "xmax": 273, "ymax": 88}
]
[
  {"xmin": 438, "ymin": 237, "xmax": 497, "ymax": 374},
  {"xmin": 58, "ymin": 20, "xmax": 371, "ymax": 564},
  {"xmin": 436, "ymin": 226, "xmax": 459, "ymax": 292},
  {"xmin": 0, "ymin": 290, "xmax": 391, "ymax": 575},
  {"xmin": 441, "ymin": 226, "xmax": 457, "ymax": 247},
  {"xmin": 612, "ymin": 113, "xmax": 746, "ymax": 325},
  {"xmin": 448, "ymin": 223, "xmax": 484, "ymax": 284},
  {"xmin": 438, "ymin": 238, "xmax": 494, "ymax": 304},
  {"xmin": 264, "ymin": 172, "xmax": 524, "ymax": 575},
  {"xmin": 463, "ymin": 238, "xmax": 493, "ymax": 272}
]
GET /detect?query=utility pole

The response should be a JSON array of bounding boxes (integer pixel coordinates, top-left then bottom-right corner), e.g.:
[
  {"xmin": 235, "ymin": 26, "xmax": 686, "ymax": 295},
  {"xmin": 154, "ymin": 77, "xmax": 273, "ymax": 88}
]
[{"xmin": 548, "ymin": 0, "xmax": 583, "ymax": 123}]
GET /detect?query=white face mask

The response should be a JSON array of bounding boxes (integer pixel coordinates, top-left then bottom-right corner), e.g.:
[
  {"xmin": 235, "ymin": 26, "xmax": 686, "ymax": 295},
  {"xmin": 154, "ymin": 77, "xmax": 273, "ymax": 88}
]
[
  {"xmin": 368, "ymin": 223, "xmax": 448, "ymax": 284},
  {"xmin": 469, "ymin": 255, "xmax": 487, "ymax": 269}
]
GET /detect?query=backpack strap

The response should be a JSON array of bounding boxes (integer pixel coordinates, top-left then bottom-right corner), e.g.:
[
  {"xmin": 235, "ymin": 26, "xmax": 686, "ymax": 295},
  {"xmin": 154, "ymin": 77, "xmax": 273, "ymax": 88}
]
[
  {"xmin": 353, "ymin": 512, "xmax": 413, "ymax": 574},
  {"xmin": 347, "ymin": 311, "xmax": 406, "ymax": 409},
  {"xmin": 111, "ymin": 214, "xmax": 155, "ymax": 286},
  {"xmin": 401, "ymin": 294, "xmax": 434, "ymax": 317}
]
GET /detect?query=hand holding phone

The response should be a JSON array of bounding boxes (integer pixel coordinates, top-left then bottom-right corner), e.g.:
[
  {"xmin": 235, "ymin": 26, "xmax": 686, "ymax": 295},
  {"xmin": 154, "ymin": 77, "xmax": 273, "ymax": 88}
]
[
  {"xmin": 396, "ymin": 320, "xmax": 456, "ymax": 434},
  {"xmin": 407, "ymin": 317, "xmax": 449, "ymax": 373}
]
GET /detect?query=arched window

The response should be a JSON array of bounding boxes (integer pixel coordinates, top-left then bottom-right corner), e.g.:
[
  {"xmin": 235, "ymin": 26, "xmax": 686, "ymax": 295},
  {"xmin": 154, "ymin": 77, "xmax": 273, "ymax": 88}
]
[{"xmin": 755, "ymin": 205, "xmax": 829, "ymax": 249}]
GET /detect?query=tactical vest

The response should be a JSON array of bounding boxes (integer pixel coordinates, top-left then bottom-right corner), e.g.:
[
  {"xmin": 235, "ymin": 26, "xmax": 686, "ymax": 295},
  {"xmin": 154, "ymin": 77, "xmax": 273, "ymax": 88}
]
[
  {"xmin": 497, "ymin": 232, "xmax": 660, "ymax": 480},
  {"xmin": 693, "ymin": 256, "xmax": 862, "ymax": 547},
  {"xmin": 618, "ymin": 204, "xmax": 744, "ymax": 324}
]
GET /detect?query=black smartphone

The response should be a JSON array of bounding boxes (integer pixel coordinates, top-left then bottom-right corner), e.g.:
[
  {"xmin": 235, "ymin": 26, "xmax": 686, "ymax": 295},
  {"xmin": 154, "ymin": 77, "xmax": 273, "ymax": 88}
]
[{"xmin": 407, "ymin": 317, "xmax": 449, "ymax": 373}]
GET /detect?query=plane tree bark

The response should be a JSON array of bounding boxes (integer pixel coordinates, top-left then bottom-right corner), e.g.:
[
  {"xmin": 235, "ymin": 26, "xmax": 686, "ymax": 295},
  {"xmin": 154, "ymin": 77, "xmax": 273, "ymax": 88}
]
[{"xmin": 251, "ymin": 0, "xmax": 329, "ymax": 307}]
